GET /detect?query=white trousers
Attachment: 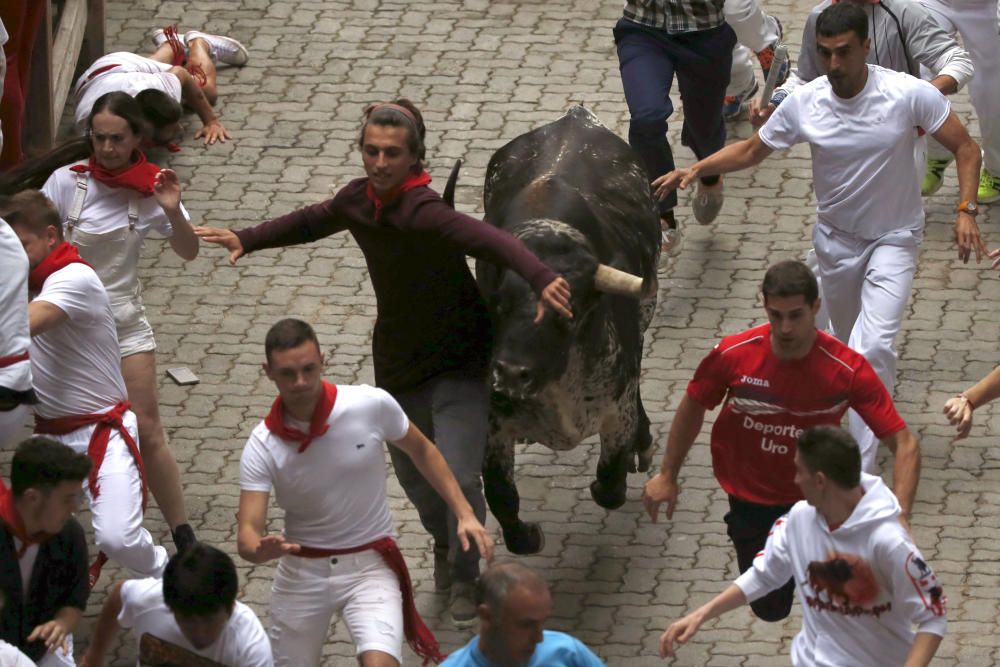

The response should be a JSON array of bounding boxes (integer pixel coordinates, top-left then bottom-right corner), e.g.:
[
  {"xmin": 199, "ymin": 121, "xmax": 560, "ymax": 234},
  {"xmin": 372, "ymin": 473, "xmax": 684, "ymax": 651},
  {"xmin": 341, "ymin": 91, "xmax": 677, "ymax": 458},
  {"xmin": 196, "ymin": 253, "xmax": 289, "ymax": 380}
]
[
  {"xmin": 36, "ymin": 410, "xmax": 168, "ymax": 578},
  {"xmin": 269, "ymin": 549, "xmax": 404, "ymax": 666},
  {"xmin": 811, "ymin": 223, "xmax": 921, "ymax": 473},
  {"xmin": 920, "ymin": 0, "xmax": 1000, "ymax": 172},
  {"xmin": 724, "ymin": 0, "xmax": 780, "ymax": 97},
  {"xmin": 0, "ymin": 403, "xmax": 30, "ymax": 449}
]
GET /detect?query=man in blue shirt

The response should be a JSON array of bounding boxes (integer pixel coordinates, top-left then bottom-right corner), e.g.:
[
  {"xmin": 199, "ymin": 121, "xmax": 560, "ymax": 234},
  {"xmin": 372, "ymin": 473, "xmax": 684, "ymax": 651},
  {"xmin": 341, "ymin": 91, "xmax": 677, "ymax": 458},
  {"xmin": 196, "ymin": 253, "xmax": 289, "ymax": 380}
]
[{"xmin": 442, "ymin": 561, "xmax": 604, "ymax": 667}]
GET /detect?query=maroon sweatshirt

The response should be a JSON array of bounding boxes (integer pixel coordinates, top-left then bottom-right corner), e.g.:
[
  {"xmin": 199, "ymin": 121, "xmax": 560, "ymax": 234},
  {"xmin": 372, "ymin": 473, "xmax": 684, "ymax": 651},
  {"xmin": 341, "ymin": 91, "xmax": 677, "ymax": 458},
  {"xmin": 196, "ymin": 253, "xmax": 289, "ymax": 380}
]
[{"xmin": 236, "ymin": 177, "xmax": 558, "ymax": 393}]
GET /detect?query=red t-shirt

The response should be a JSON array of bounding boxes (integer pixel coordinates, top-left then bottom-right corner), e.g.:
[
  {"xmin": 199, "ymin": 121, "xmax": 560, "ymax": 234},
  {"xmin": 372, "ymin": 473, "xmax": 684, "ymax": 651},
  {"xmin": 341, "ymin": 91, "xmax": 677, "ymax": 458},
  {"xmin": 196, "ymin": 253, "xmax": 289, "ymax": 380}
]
[{"xmin": 687, "ymin": 324, "xmax": 905, "ymax": 506}]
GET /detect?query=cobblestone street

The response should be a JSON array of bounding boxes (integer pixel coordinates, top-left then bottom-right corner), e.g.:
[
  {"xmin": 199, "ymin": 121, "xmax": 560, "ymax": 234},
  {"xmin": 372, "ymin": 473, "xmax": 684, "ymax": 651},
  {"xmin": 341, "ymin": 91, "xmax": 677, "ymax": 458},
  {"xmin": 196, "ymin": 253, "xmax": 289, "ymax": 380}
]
[{"xmin": 28, "ymin": 0, "xmax": 1000, "ymax": 663}]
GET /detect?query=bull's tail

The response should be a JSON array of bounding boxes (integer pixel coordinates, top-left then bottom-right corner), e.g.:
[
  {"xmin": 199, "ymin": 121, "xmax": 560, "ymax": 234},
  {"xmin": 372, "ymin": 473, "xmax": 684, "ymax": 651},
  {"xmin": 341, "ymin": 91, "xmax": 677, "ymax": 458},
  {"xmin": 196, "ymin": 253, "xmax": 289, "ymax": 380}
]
[{"xmin": 442, "ymin": 159, "xmax": 463, "ymax": 208}]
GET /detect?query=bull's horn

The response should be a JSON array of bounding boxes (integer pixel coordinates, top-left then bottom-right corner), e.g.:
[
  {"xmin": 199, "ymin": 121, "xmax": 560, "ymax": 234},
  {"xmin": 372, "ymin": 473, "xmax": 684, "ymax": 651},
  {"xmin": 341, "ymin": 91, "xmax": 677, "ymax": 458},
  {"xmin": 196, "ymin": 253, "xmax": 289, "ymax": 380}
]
[{"xmin": 594, "ymin": 264, "xmax": 645, "ymax": 298}]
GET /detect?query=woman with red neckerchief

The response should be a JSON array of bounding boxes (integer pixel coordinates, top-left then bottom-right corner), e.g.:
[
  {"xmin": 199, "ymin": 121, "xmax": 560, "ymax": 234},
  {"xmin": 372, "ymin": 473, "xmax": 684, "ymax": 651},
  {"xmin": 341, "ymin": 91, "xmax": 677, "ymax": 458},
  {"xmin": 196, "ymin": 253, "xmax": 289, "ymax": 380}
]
[
  {"xmin": 1, "ymin": 91, "xmax": 199, "ymax": 555},
  {"xmin": 196, "ymin": 98, "xmax": 573, "ymax": 626}
]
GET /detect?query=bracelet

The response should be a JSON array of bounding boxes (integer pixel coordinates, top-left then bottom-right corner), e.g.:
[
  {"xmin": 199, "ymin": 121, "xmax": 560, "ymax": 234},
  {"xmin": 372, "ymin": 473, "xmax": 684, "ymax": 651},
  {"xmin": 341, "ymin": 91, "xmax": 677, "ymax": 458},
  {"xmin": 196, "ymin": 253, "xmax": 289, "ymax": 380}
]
[{"xmin": 960, "ymin": 393, "xmax": 976, "ymax": 410}]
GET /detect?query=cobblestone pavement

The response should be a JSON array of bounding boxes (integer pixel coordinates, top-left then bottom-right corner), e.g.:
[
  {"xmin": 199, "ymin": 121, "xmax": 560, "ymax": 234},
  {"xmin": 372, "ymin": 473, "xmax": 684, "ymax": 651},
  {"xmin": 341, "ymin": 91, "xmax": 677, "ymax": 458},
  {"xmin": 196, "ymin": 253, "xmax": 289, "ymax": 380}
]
[{"xmin": 26, "ymin": 0, "xmax": 1000, "ymax": 664}]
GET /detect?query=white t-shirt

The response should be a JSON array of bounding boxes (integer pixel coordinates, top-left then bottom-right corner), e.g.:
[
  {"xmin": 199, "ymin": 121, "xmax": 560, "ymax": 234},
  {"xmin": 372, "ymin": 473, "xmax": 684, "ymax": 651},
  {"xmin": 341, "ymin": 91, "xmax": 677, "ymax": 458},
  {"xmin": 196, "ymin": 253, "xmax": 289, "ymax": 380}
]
[
  {"xmin": 240, "ymin": 384, "xmax": 410, "ymax": 549},
  {"xmin": 0, "ymin": 642, "xmax": 33, "ymax": 667},
  {"xmin": 42, "ymin": 162, "xmax": 183, "ymax": 238},
  {"xmin": 759, "ymin": 65, "xmax": 950, "ymax": 240},
  {"xmin": 0, "ymin": 220, "xmax": 31, "ymax": 392},
  {"xmin": 30, "ymin": 263, "xmax": 127, "ymax": 419},
  {"xmin": 73, "ymin": 53, "xmax": 182, "ymax": 134},
  {"xmin": 119, "ymin": 578, "xmax": 273, "ymax": 667}
]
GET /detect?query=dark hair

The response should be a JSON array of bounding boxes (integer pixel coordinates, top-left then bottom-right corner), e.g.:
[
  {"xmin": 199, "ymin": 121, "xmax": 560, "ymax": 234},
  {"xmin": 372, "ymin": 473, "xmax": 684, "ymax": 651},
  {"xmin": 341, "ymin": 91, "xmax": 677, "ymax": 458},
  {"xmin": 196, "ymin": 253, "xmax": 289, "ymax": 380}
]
[
  {"xmin": 797, "ymin": 426, "xmax": 861, "ymax": 489},
  {"xmin": 162, "ymin": 543, "xmax": 238, "ymax": 616},
  {"xmin": 761, "ymin": 259, "xmax": 819, "ymax": 305},
  {"xmin": 357, "ymin": 99, "xmax": 427, "ymax": 171},
  {"xmin": 475, "ymin": 561, "xmax": 548, "ymax": 612},
  {"xmin": 10, "ymin": 437, "xmax": 92, "ymax": 497},
  {"xmin": 816, "ymin": 2, "xmax": 869, "ymax": 42},
  {"xmin": 0, "ymin": 91, "xmax": 149, "ymax": 195},
  {"xmin": 0, "ymin": 190, "xmax": 63, "ymax": 239},
  {"xmin": 135, "ymin": 89, "xmax": 183, "ymax": 130},
  {"xmin": 264, "ymin": 318, "xmax": 320, "ymax": 363}
]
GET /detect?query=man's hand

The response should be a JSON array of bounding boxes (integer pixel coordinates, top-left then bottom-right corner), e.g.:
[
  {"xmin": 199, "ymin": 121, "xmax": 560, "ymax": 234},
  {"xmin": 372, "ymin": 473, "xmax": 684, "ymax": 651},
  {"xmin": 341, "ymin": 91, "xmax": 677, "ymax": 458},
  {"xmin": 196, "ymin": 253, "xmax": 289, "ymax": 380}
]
[
  {"xmin": 254, "ymin": 535, "xmax": 301, "ymax": 562},
  {"xmin": 194, "ymin": 225, "xmax": 245, "ymax": 265},
  {"xmin": 194, "ymin": 120, "xmax": 231, "ymax": 145},
  {"xmin": 943, "ymin": 395, "xmax": 974, "ymax": 440},
  {"xmin": 534, "ymin": 276, "xmax": 573, "ymax": 323},
  {"xmin": 27, "ymin": 619, "xmax": 70, "ymax": 654},
  {"xmin": 153, "ymin": 169, "xmax": 183, "ymax": 213},
  {"xmin": 748, "ymin": 98, "xmax": 775, "ymax": 128},
  {"xmin": 659, "ymin": 612, "xmax": 704, "ymax": 658},
  {"xmin": 652, "ymin": 169, "xmax": 697, "ymax": 202},
  {"xmin": 643, "ymin": 472, "xmax": 680, "ymax": 522},
  {"xmin": 954, "ymin": 212, "xmax": 986, "ymax": 263},
  {"xmin": 455, "ymin": 514, "xmax": 496, "ymax": 562}
]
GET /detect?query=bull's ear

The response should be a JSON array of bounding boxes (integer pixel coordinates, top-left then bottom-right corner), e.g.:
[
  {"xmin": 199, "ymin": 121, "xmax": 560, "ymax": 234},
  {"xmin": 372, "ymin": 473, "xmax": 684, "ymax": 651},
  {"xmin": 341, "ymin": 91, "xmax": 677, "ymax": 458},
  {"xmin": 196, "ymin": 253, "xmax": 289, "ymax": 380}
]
[{"xmin": 442, "ymin": 159, "xmax": 463, "ymax": 209}]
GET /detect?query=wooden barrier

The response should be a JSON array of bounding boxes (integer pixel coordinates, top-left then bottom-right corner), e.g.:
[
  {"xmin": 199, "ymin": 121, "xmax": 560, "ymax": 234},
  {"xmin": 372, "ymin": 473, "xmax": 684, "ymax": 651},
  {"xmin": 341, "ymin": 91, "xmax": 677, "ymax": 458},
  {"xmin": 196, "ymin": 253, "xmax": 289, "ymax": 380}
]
[{"xmin": 25, "ymin": 0, "xmax": 105, "ymax": 154}]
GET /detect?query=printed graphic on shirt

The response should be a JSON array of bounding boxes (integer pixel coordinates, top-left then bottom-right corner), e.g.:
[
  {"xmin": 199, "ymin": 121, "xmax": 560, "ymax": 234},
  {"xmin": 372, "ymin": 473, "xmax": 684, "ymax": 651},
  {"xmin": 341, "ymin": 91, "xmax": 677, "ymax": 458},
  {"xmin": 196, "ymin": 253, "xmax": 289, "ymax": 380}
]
[
  {"xmin": 905, "ymin": 552, "xmax": 947, "ymax": 617},
  {"xmin": 140, "ymin": 633, "xmax": 226, "ymax": 667},
  {"xmin": 804, "ymin": 551, "xmax": 888, "ymax": 618}
]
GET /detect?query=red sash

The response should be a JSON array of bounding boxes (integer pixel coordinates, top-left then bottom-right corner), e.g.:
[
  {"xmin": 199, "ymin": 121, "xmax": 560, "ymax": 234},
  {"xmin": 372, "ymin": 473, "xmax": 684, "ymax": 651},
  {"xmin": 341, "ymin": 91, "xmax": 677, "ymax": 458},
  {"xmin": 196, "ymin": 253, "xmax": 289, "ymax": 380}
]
[
  {"xmin": 264, "ymin": 382, "xmax": 338, "ymax": 453},
  {"xmin": 0, "ymin": 352, "xmax": 29, "ymax": 368},
  {"xmin": 297, "ymin": 537, "xmax": 445, "ymax": 665},
  {"xmin": 34, "ymin": 401, "xmax": 147, "ymax": 511},
  {"xmin": 27, "ymin": 242, "xmax": 91, "ymax": 294},
  {"xmin": 69, "ymin": 152, "xmax": 161, "ymax": 197}
]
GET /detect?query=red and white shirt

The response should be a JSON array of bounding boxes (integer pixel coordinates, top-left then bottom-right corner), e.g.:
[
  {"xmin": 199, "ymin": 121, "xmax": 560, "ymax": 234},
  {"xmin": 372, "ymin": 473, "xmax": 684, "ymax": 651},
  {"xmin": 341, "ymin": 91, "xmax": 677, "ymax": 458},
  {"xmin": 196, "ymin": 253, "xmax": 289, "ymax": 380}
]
[{"xmin": 688, "ymin": 324, "xmax": 904, "ymax": 506}]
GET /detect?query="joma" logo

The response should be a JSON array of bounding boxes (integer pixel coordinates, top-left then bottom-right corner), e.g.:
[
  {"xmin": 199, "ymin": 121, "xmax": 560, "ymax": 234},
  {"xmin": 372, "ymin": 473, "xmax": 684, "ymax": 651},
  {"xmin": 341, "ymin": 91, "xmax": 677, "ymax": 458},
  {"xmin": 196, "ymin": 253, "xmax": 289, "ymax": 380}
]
[{"xmin": 740, "ymin": 375, "xmax": 770, "ymax": 388}]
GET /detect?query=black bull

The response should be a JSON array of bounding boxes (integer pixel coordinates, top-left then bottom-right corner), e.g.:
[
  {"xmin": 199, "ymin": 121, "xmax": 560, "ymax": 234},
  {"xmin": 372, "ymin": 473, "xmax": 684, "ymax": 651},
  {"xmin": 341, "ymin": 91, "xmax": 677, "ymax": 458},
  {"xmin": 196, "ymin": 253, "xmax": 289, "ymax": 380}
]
[{"xmin": 449, "ymin": 106, "xmax": 661, "ymax": 555}]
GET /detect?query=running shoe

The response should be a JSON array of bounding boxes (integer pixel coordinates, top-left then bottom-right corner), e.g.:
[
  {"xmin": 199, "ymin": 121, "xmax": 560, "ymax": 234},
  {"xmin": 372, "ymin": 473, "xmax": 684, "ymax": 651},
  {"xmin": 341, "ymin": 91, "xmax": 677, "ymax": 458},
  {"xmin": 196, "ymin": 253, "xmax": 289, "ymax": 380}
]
[
  {"xmin": 756, "ymin": 16, "xmax": 789, "ymax": 86},
  {"xmin": 449, "ymin": 580, "xmax": 478, "ymax": 627},
  {"xmin": 184, "ymin": 30, "xmax": 249, "ymax": 66},
  {"xmin": 660, "ymin": 212, "xmax": 681, "ymax": 258},
  {"xmin": 978, "ymin": 167, "xmax": 1000, "ymax": 203},
  {"xmin": 723, "ymin": 79, "xmax": 759, "ymax": 121},
  {"xmin": 692, "ymin": 179, "xmax": 724, "ymax": 224},
  {"xmin": 921, "ymin": 158, "xmax": 952, "ymax": 196},
  {"xmin": 150, "ymin": 25, "xmax": 184, "ymax": 50}
]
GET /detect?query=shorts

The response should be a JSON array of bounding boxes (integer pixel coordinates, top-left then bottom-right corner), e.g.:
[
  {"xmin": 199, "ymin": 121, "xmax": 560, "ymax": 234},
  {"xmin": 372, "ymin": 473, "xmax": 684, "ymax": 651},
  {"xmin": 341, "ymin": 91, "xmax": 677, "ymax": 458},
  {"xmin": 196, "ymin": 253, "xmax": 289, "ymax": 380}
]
[
  {"xmin": 111, "ymin": 297, "xmax": 156, "ymax": 357},
  {"xmin": 269, "ymin": 548, "xmax": 403, "ymax": 666}
]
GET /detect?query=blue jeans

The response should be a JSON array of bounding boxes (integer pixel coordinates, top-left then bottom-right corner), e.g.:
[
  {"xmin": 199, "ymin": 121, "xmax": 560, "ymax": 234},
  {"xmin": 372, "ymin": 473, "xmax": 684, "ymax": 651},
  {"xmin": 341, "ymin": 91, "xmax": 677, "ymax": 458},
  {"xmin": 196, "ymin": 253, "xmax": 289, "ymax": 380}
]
[{"xmin": 614, "ymin": 19, "xmax": 736, "ymax": 213}]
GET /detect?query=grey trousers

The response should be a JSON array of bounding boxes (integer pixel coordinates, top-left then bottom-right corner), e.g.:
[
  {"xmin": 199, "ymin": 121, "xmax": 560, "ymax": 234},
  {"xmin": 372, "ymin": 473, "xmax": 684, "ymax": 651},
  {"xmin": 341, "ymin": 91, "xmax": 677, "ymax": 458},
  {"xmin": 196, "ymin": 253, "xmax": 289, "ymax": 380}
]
[{"xmin": 388, "ymin": 373, "xmax": 488, "ymax": 583}]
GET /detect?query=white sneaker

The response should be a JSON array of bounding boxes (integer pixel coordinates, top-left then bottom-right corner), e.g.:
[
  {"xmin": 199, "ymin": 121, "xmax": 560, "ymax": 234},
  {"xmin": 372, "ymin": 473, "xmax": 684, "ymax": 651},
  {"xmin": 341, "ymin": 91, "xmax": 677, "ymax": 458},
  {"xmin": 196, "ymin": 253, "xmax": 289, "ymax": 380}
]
[
  {"xmin": 692, "ymin": 179, "xmax": 724, "ymax": 224},
  {"xmin": 150, "ymin": 25, "xmax": 185, "ymax": 50},
  {"xmin": 184, "ymin": 30, "xmax": 249, "ymax": 66}
]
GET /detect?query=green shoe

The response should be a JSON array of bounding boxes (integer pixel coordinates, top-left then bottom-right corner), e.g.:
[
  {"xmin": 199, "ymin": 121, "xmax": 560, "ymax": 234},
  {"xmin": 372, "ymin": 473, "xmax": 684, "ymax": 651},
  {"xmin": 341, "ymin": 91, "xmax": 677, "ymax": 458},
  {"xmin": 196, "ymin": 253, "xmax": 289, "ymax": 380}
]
[
  {"xmin": 921, "ymin": 158, "xmax": 951, "ymax": 196},
  {"xmin": 978, "ymin": 167, "xmax": 1000, "ymax": 203}
]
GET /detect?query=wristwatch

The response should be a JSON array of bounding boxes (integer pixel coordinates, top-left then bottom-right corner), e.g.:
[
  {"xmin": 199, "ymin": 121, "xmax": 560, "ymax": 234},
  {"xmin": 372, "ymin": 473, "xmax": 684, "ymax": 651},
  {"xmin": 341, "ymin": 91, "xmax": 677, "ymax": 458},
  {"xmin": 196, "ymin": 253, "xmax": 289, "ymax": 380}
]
[{"xmin": 956, "ymin": 200, "xmax": 979, "ymax": 215}]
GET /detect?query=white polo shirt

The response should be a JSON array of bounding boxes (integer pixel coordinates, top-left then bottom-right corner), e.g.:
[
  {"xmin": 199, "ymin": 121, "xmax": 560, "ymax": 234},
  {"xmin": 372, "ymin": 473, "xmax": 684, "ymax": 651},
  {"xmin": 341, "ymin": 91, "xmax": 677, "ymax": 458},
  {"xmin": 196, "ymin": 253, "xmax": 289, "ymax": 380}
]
[
  {"xmin": 118, "ymin": 578, "xmax": 272, "ymax": 667},
  {"xmin": 759, "ymin": 65, "xmax": 950, "ymax": 240},
  {"xmin": 240, "ymin": 384, "xmax": 410, "ymax": 549},
  {"xmin": 30, "ymin": 263, "xmax": 127, "ymax": 419},
  {"xmin": 73, "ymin": 53, "xmax": 182, "ymax": 134}
]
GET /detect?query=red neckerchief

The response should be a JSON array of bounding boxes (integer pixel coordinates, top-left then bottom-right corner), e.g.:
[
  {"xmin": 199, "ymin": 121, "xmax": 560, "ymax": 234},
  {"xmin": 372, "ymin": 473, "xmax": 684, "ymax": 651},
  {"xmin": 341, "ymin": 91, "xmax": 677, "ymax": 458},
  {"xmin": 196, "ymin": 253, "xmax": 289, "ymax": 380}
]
[
  {"xmin": 27, "ymin": 242, "xmax": 91, "ymax": 294},
  {"xmin": 69, "ymin": 152, "xmax": 161, "ymax": 197},
  {"xmin": 296, "ymin": 537, "xmax": 446, "ymax": 665},
  {"xmin": 0, "ymin": 479, "xmax": 47, "ymax": 558},
  {"xmin": 264, "ymin": 382, "xmax": 338, "ymax": 453},
  {"xmin": 366, "ymin": 170, "xmax": 432, "ymax": 222}
]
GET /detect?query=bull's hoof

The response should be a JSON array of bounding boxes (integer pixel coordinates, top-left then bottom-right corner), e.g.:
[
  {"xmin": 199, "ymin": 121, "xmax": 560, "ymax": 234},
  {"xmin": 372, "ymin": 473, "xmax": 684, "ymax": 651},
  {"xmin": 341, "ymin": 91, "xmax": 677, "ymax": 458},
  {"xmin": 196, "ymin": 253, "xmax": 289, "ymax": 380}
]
[
  {"xmin": 502, "ymin": 522, "xmax": 545, "ymax": 555},
  {"xmin": 590, "ymin": 480, "xmax": 627, "ymax": 509},
  {"xmin": 634, "ymin": 445, "xmax": 654, "ymax": 474}
]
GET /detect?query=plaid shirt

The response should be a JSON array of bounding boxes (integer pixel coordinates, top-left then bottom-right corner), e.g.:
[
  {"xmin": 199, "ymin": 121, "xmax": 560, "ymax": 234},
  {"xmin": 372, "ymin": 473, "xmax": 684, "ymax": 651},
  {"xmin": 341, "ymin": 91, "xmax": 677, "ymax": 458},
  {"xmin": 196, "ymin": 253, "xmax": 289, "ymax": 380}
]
[{"xmin": 622, "ymin": 0, "xmax": 726, "ymax": 33}]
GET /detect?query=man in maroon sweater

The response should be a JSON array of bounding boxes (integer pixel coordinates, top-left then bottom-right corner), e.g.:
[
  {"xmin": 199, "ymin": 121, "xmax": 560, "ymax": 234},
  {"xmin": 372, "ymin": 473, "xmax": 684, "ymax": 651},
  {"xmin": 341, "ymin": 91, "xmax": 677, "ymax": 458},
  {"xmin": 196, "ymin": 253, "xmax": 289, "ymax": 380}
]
[{"xmin": 196, "ymin": 99, "xmax": 572, "ymax": 625}]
